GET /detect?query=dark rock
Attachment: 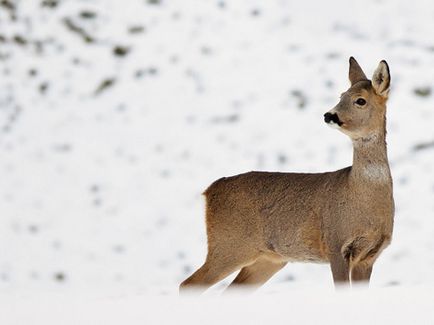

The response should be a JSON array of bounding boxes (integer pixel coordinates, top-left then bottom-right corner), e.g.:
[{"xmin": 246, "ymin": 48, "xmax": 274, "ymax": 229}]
[
  {"xmin": 113, "ymin": 46, "xmax": 130, "ymax": 57},
  {"xmin": 0, "ymin": 0, "xmax": 15, "ymax": 12},
  {"xmin": 13, "ymin": 35, "xmax": 28, "ymax": 46},
  {"xmin": 41, "ymin": 0, "xmax": 59, "ymax": 9},
  {"xmin": 54, "ymin": 272, "xmax": 66, "ymax": 282},
  {"xmin": 128, "ymin": 25, "xmax": 146, "ymax": 34},
  {"xmin": 79, "ymin": 10, "xmax": 96, "ymax": 19},
  {"xmin": 413, "ymin": 141, "xmax": 434, "ymax": 151},
  {"xmin": 94, "ymin": 77, "xmax": 116, "ymax": 95},
  {"xmin": 52, "ymin": 143, "xmax": 72, "ymax": 153},
  {"xmin": 112, "ymin": 245, "xmax": 126, "ymax": 254},
  {"xmin": 148, "ymin": 66, "xmax": 158, "ymax": 75},
  {"xmin": 39, "ymin": 82, "xmax": 49, "ymax": 94},
  {"xmin": 200, "ymin": 46, "xmax": 212, "ymax": 56},
  {"xmin": 28, "ymin": 68, "xmax": 38, "ymax": 77},
  {"xmin": 414, "ymin": 86, "xmax": 431, "ymax": 97},
  {"xmin": 217, "ymin": 1, "xmax": 226, "ymax": 9},
  {"xmin": 283, "ymin": 274, "xmax": 295, "ymax": 282},
  {"xmin": 290, "ymin": 89, "xmax": 307, "ymax": 109},
  {"xmin": 63, "ymin": 17, "xmax": 95, "ymax": 43},
  {"xmin": 183, "ymin": 265, "xmax": 191, "ymax": 274},
  {"xmin": 277, "ymin": 153, "xmax": 288, "ymax": 165},
  {"xmin": 210, "ymin": 114, "xmax": 239, "ymax": 124},
  {"xmin": 28, "ymin": 224, "xmax": 39, "ymax": 234},
  {"xmin": 251, "ymin": 8, "xmax": 261, "ymax": 17}
]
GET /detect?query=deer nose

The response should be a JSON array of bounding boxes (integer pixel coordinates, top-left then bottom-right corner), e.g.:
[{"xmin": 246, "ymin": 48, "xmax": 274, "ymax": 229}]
[{"xmin": 324, "ymin": 112, "xmax": 343, "ymax": 126}]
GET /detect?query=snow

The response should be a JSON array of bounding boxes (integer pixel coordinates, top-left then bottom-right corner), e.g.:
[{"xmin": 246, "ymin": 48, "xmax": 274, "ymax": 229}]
[
  {"xmin": 1, "ymin": 287, "xmax": 434, "ymax": 324},
  {"xmin": 1, "ymin": 0, "xmax": 434, "ymax": 323}
]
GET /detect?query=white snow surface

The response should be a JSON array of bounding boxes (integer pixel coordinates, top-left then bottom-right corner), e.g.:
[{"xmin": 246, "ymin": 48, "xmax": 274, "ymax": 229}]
[{"xmin": 1, "ymin": 0, "xmax": 434, "ymax": 323}]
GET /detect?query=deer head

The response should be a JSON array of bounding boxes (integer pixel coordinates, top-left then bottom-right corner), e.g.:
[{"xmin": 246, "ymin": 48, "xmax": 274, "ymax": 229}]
[{"xmin": 324, "ymin": 57, "xmax": 391, "ymax": 141}]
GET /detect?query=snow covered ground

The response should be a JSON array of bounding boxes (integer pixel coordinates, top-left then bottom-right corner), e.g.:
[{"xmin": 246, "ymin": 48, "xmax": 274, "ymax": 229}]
[
  {"xmin": 1, "ymin": 286, "xmax": 434, "ymax": 325},
  {"xmin": 1, "ymin": 0, "xmax": 434, "ymax": 322}
]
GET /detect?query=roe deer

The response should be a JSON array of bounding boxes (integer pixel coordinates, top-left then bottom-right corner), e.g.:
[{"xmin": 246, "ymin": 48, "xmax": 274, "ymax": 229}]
[{"xmin": 180, "ymin": 57, "xmax": 394, "ymax": 293}]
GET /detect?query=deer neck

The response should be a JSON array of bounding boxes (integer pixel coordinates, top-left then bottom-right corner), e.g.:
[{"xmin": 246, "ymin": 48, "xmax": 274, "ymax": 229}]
[{"xmin": 350, "ymin": 132, "xmax": 392, "ymax": 186}]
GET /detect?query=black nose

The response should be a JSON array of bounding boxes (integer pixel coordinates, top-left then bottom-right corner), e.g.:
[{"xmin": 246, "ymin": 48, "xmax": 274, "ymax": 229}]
[{"xmin": 324, "ymin": 112, "xmax": 343, "ymax": 126}]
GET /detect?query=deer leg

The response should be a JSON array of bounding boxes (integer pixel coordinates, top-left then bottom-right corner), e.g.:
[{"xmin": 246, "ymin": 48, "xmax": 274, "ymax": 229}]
[
  {"xmin": 179, "ymin": 248, "xmax": 257, "ymax": 294},
  {"xmin": 351, "ymin": 263, "xmax": 373, "ymax": 284},
  {"xmin": 329, "ymin": 253, "xmax": 350, "ymax": 286},
  {"xmin": 225, "ymin": 258, "xmax": 287, "ymax": 292}
]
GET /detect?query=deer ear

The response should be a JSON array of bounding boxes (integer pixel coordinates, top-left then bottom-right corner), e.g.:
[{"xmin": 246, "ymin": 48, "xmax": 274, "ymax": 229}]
[
  {"xmin": 372, "ymin": 60, "xmax": 390, "ymax": 97},
  {"xmin": 349, "ymin": 56, "xmax": 367, "ymax": 85}
]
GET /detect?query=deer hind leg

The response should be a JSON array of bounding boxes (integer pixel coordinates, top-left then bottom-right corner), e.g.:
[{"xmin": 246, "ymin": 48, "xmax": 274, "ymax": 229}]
[
  {"xmin": 225, "ymin": 257, "xmax": 287, "ymax": 292},
  {"xmin": 179, "ymin": 246, "xmax": 258, "ymax": 294}
]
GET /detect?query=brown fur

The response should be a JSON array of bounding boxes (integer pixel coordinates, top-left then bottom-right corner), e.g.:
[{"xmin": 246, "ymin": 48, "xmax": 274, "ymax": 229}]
[{"xmin": 180, "ymin": 57, "xmax": 394, "ymax": 293}]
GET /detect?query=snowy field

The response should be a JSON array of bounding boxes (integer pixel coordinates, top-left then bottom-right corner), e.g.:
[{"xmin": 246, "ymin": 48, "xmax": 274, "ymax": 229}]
[{"xmin": 1, "ymin": 0, "xmax": 434, "ymax": 323}]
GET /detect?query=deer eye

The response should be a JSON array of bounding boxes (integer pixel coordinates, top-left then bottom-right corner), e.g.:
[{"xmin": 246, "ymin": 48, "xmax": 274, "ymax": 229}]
[{"xmin": 355, "ymin": 98, "xmax": 366, "ymax": 106}]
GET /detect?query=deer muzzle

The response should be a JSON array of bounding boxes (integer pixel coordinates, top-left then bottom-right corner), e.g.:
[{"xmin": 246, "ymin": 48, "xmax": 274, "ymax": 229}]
[{"xmin": 324, "ymin": 112, "xmax": 343, "ymax": 127}]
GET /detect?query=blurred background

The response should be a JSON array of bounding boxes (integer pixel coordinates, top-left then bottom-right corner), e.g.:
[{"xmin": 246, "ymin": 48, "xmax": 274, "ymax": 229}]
[{"xmin": 0, "ymin": 0, "xmax": 433, "ymax": 295}]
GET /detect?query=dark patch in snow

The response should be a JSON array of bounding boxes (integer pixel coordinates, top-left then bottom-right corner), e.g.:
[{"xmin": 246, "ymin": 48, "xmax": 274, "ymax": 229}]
[
  {"xmin": 147, "ymin": 0, "xmax": 162, "ymax": 5},
  {"xmin": 39, "ymin": 82, "xmax": 49, "ymax": 94},
  {"xmin": 0, "ymin": 272, "xmax": 9, "ymax": 282},
  {"xmin": 210, "ymin": 114, "xmax": 239, "ymax": 124},
  {"xmin": 250, "ymin": 8, "xmax": 261, "ymax": 17},
  {"xmin": 63, "ymin": 17, "xmax": 95, "ymax": 43},
  {"xmin": 93, "ymin": 198, "xmax": 102, "ymax": 207},
  {"xmin": 326, "ymin": 52, "xmax": 340, "ymax": 60},
  {"xmin": 325, "ymin": 80, "xmax": 334, "ymax": 89},
  {"xmin": 94, "ymin": 78, "xmax": 116, "ymax": 95},
  {"xmin": 413, "ymin": 86, "xmax": 431, "ymax": 97},
  {"xmin": 217, "ymin": 1, "xmax": 226, "ymax": 9},
  {"xmin": 290, "ymin": 89, "xmax": 307, "ymax": 110},
  {"xmin": 79, "ymin": 10, "xmax": 96, "ymax": 19},
  {"xmin": 398, "ymin": 177, "xmax": 408, "ymax": 185},
  {"xmin": 30, "ymin": 271, "xmax": 40, "ymax": 280},
  {"xmin": 183, "ymin": 264, "xmax": 191, "ymax": 274},
  {"xmin": 112, "ymin": 244, "xmax": 126, "ymax": 254},
  {"xmin": 413, "ymin": 141, "xmax": 434, "ymax": 151},
  {"xmin": 13, "ymin": 35, "xmax": 28, "ymax": 46},
  {"xmin": 0, "ymin": 0, "xmax": 16, "ymax": 18},
  {"xmin": 113, "ymin": 46, "xmax": 130, "ymax": 57},
  {"xmin": 28, "ymin": 224, "xmax": 39, "ymax": 234},
  {"xmin": 200, "ymin": 46, "xmax": 212, "ymax": 56},
  {"xmin": 28, "ymin": 68, "xmax": 38, "ymax": 77},
  {"xmin": 128, "ymin": 25, "xmax": 146, "ymax": 34},
  {"xmin": 156, "ymin": 217, "xmax": 168, "ymax": 228},
  {"xmin": 160, "ymin": 169, "xmax": 171, "ymax": 178},
  {"xmin": 52, "ymin": 240, "xmax": 62, "ymax": 250},
  {"xmin": 52, "ymin": 143, "xmax": 73, "ymax": 153},
  {"xmin": 41, "ymin": 0, "xmax": 59, "ymax": 9},
  {"xmin": 54, "ymin": 272, "xmax": 66, "ymax": 282},
  {"xmin": 148, "ymin": 66, "xmax": 158, "ymax": 75},
  {"xmin": 277, "ymin": 153, "xmax": 288, "ymax": 165}
]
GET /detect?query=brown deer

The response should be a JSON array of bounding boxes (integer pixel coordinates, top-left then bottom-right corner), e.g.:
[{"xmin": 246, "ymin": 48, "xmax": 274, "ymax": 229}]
[{"xmin": 180, "ymin": 57, "xmax": 394, "ymax": 293}]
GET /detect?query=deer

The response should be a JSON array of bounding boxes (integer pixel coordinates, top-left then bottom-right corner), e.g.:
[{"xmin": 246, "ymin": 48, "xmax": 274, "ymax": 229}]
[{"xmin": 180, "ymin": 57, "xmax": 394, "ymax": 293}]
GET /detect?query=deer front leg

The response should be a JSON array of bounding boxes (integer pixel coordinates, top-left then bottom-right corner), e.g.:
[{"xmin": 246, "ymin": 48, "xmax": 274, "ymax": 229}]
[
  {"xmin": 329, "ymin": 252, "xmax": 350, "ymax": 286},
  {"xmin": 351, "ymin": 263, "xmax": 373, "ymax": 284}
]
